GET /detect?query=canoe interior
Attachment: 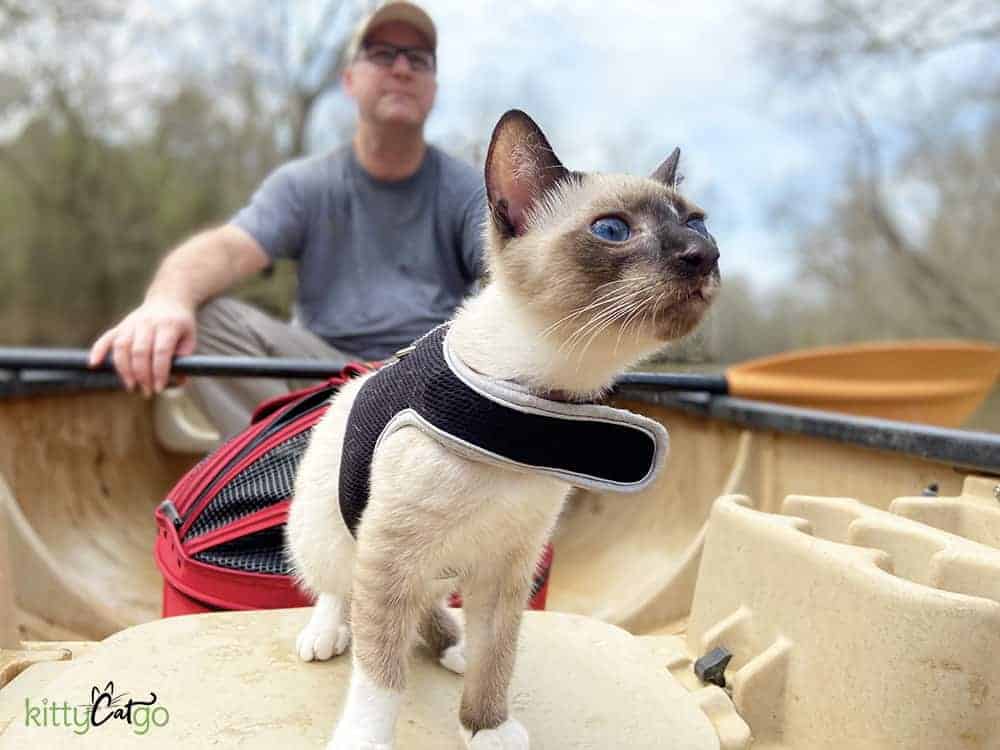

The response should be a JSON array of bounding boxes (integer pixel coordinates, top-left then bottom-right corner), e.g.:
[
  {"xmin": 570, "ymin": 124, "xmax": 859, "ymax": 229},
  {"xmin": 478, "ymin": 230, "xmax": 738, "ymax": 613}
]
[
  {"xmin": 0, "ymin": 387, "xmax": 974, "ymax": 642},
  {"xmin": 0, "ymin": 390, "xmax": 196, "ymax": 640},
  {"xmin": 2, "ymin": 386, "xmax": 1000, "ymax": 749}
]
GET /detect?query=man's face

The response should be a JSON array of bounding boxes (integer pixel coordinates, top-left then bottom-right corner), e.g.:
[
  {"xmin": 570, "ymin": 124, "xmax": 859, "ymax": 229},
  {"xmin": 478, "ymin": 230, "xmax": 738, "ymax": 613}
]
[{"xmin": 344, "ymin": 21, "xmax": 437, "ymax": 129}]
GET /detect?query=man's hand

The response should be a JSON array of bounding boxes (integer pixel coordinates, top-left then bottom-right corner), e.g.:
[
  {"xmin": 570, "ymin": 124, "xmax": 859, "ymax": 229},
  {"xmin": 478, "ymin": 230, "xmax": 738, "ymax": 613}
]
[
  {"xmin": 87, "ymin": 224, "xmax": 268, "ymax": 396},
  {"xmin": 88, "ymin": 297, "xmax": 197, "ymax": 397}
]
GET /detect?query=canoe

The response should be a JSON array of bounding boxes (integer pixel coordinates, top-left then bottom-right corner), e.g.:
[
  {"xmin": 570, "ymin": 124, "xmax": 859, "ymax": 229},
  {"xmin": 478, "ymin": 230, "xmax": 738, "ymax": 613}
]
[{"xmin": 1, "ymin": 374, "xmax": 999, "ymax": 748}]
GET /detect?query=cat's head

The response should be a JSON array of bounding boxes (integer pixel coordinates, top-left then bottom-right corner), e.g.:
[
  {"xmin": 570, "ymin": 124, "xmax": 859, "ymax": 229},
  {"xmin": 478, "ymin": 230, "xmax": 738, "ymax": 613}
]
[{"xmin": 483, "ymin": 110, "xmax": 719, "ymax": 348}]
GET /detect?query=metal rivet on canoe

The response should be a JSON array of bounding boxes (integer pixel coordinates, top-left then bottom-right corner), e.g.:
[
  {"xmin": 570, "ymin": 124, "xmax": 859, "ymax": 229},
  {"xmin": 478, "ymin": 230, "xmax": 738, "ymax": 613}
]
[
  {"xmin": 922, "ymin": 483, "xmax": 939, "ymax": 497},
  {"xmin": 994, "ymin": 484, "xmax": 1000, "ymax": 502},
  {"xmin": 694, "ymin": 646, "xmax": 733, "ymax": 688}
]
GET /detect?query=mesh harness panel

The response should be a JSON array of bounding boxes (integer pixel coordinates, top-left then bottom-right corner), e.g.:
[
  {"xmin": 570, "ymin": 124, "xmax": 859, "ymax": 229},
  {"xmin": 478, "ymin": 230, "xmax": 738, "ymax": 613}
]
[{"xmin": 339, "ymin": 325, "xmax": 664, "ymax": 537}]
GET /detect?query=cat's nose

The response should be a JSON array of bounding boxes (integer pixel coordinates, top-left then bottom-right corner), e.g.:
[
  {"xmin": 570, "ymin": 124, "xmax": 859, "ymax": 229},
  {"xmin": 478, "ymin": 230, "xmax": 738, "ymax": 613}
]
[{"xmin": 674, "ymin": 243, "xmax": 719, "ymax": 276}]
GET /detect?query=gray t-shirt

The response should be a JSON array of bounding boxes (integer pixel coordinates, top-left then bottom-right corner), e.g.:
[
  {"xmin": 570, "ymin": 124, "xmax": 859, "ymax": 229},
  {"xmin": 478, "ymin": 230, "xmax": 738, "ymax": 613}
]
[{"xmin": 231, "ymin": 144, "xmax": 486, "ymax": 361}]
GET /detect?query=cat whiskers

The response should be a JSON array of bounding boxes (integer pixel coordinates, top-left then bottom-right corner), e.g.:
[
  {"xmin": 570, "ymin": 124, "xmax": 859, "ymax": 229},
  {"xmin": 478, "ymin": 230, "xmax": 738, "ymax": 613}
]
[
  {"xmin": 540, "ymin": 277, "xmax": 647, "ymax": 341},
  {"xmin": 560, "ymin": 286, "xmax": 648, "ymax": 358},
  {"xmin": 635, "ymin": 291, "xmax": 669, "ymax": 345},
  {"xmin": 613, "ymin": 290, "xmax": 657, "ymax": 355},
  {"xmin": 569, "ymin": 287, "xmax": 654, "ymax": 364},
  {"xmin": 650, "ymin": 291, "xmax": 667, "ymax": 336}
]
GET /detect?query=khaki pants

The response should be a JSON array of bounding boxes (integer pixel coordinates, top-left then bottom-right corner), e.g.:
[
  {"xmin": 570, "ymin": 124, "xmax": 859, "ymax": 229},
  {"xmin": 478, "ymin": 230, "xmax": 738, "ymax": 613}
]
[{"xmin": 187, "ymin": 297, "xmax": 353, "ymax": 439}]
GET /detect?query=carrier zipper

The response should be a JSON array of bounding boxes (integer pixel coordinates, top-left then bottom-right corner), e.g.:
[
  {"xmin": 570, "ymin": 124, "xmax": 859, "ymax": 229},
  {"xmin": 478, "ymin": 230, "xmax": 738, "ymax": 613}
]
[
  {"xmin": 175, "ymin": 386, "xmax": 336, "ymax": 532},
  {"xmin": 176, "ymin": 402, "xmax": 326, "ymax": 534},
  {"xmin": 158, "ymin": 499, "xmax": 182, "ymax": 528}
]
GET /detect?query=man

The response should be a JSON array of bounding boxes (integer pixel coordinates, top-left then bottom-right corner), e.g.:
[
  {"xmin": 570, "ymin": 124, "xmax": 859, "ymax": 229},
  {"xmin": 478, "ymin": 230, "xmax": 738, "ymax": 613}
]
[{"xmin": 89, "ymin": 0, "xmax": 485, "ymax": 437}]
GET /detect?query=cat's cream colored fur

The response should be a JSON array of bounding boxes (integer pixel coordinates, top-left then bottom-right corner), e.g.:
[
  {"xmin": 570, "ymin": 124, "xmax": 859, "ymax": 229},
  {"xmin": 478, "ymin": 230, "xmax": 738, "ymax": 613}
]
[{"xmin": 286, "ymin": 110, "xmax": 719, "ymax": 750}]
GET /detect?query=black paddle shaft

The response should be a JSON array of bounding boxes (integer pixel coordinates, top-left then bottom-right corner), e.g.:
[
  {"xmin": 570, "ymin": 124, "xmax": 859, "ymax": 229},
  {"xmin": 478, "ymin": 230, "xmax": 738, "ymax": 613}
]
[{"xmin": 0, "ymin": 347, "xmax": 732, "ymax": 394}]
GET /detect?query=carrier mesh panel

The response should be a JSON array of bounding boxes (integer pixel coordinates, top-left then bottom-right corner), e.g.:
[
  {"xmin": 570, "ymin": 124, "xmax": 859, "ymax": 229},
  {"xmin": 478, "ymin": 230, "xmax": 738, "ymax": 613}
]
[
  {"xmin": 192, "ymin": 526, "xmax": 293, "ymax": 575},
  {"xmin": 184, "ymin": 429, "xmax": 313, "ymax": 540}
]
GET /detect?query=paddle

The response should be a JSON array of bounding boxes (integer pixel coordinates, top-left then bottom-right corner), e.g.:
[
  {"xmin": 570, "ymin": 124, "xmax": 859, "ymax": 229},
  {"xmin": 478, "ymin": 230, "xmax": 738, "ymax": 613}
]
[{"xmin": 0, "ymin": 339, "xmax": 997, "ymax": 427}]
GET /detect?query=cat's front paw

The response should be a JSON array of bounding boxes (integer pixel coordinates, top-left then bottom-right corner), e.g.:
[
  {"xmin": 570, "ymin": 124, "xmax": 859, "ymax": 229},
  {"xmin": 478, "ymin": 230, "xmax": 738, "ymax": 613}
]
[
  {"xmin": 296, "ymin": 621, "xmax": 350, "ymax": 661},
  {"xmin": 296, "ymin": 610, "xmax": 351, "ymax": 662},
  {"xmin": 461, "ymin": 718, "xmax": 529, "ymax": 750}
]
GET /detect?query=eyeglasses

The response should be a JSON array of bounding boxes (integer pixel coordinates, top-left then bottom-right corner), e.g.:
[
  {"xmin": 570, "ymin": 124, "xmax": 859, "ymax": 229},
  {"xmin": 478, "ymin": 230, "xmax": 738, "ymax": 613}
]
[{"xmin": 359, "ymin": 42, "xmax": 436, "ymax": 73}]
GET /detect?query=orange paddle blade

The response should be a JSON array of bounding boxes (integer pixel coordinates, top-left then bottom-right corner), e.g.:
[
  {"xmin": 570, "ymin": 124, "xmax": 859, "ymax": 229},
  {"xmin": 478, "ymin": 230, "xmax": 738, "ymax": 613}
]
[{"xmin": 726, "ymin": 340, "xmax": 1000, "ymax": 428}]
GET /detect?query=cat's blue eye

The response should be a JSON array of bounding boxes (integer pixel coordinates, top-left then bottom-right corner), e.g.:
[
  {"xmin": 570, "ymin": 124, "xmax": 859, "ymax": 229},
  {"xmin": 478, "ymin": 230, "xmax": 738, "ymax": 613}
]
[
  {"xmin": 686, "ymin": 217, "xmax": 709, "ymax": 238},
  {"xmin": 590, "ymin": 217, "xmax": 631, "ymax": 243}
]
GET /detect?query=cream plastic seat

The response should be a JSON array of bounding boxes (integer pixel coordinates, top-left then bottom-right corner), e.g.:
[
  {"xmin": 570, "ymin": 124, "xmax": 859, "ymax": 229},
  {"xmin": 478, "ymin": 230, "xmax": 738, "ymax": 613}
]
[
  {"xmin": 671, "ymin": 490, "xmax": 1000, "ymax": 750},
  {"xmin": 0, "ymin": 609, "xmax": 721, "ymax": 749},
  {"xmin": 153, "ymin": 387, "xmax": 220, "ymax": 454}
]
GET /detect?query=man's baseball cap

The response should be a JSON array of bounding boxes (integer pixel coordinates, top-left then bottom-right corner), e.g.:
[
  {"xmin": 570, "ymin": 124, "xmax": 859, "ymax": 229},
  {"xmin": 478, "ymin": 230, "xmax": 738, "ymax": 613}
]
[{"xmin": 347, "ymin": 1, "xmax": 438, "ymax": 60}]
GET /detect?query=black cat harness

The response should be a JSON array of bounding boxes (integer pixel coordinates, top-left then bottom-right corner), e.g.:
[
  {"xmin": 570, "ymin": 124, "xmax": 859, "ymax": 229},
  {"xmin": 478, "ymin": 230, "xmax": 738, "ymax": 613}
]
[{"xmin": 338, "ymin": 324, "xmax": 669, "ymax": 537}]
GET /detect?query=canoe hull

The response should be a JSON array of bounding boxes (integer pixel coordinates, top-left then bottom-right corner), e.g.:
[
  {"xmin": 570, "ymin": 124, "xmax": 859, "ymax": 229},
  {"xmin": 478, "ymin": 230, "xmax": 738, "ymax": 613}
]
[{"xmin": 0, "ymin": 389, "xmax": 970, "ymax": 641}]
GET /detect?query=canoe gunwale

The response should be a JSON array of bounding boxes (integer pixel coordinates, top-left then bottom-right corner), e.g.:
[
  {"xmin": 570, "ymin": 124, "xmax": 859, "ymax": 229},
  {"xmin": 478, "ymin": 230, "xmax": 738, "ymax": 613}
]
[
  {"xmin": 2, "ymin": 374, "xmax": 997, "ymax": 473},
  {"xmin": 0, "ymin": 371, "xmax": 119, "ymax": 399},
  {"xmin": 617, "ymin": 388, "xmax": 1000, "ymax": 474}
]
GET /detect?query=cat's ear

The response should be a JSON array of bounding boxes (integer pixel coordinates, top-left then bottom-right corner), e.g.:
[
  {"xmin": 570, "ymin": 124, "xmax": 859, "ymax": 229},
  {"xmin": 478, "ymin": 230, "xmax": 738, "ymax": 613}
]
[
  {"xmin": 651, "ymin": 147, "xmax": 681, "ymax": 188},
  {"xmin": 485, "ymin": 109, "xmax": 568, "ymax": 239}
]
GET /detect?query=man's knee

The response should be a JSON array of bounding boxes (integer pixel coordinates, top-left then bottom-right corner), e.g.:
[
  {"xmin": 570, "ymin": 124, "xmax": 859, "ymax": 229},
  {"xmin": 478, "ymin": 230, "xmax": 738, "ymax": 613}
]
[
  {"xmin": 195, "ymin": 297, "xmax": 268, "ymax": 355},
  {"xmin": 197, "ymin": 297, "xmax": 252, "ymax": 331}
]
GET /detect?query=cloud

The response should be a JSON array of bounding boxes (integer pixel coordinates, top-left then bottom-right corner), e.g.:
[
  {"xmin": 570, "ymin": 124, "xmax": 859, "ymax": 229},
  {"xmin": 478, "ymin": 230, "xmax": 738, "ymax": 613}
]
[{"xmin": 403, "ymin": 0, "xmax": 821, "ymax": 291}]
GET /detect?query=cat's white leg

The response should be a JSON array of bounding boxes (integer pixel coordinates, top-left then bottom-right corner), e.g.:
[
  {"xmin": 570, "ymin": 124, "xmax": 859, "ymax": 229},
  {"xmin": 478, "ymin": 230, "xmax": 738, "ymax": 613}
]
[
  {"xmin": 286, "ymin": 498, "xmax": 355, "ymax": 662},
  {"xmin": 327, "ymin": 658, "xmax": 402, "ymax": 750},
  {"xmin": 285, "ymin": 399, "xmax": 360, "ymax": 662},
  {"xmin": 327, "ymin": 524, "xmax": 427, "ymax": 750},
  {"xmin": 296, "ymin": 592, "xmax": 351, "ymax": 661}
]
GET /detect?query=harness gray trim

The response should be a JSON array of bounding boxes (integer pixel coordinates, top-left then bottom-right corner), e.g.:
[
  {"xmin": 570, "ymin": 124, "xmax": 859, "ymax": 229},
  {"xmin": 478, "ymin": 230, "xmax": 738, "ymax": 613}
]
[{"xmin": 370, "ymin": 327, "xmax": 670, "ymax": 494}]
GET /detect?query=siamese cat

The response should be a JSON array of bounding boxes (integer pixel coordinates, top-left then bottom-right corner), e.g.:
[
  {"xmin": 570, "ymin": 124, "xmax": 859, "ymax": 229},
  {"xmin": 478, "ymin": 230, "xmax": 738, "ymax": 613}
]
[{"xmin": 286, "ymin": 109, "xmax": 720, "ymax": 750}]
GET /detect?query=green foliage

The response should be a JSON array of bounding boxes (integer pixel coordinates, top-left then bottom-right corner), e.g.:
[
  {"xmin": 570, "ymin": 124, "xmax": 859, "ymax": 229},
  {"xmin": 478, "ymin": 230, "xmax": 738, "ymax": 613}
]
[{"xmin": 0, "ymin": 83, "xmax": 290, "ymax": 345}]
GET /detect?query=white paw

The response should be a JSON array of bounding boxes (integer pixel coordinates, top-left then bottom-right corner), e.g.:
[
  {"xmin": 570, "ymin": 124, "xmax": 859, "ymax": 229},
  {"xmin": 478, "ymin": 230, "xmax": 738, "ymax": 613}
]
[
  {"xmin": 296, "ymin": 596, "xmax": 351, "ymax": 662},
  {"xmin": 297, "ymin": 620, "xmax": 351, "ymax": 661},
  {"xmin": 439, "ymin": 641, "xmax": 466, "ymax": 675},
  {"xmin": 461, "ymin": 718, "xmax": 529, "ymax": 750},
  {"xmin": 326, "ymin": 723, "xmax": 393, "ymax": 750}
]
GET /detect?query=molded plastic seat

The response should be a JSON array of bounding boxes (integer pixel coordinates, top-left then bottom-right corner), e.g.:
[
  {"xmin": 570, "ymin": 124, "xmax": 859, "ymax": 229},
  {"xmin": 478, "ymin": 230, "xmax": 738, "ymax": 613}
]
[{"xmin": 0, "ymin": 609, "xmax": 720, "ymax": 749}]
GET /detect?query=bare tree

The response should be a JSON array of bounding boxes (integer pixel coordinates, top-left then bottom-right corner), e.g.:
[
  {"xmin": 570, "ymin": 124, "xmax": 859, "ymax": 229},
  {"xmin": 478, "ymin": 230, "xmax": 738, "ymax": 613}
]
[
  {"xmin": 748, "ymin": 0, "xmax": 1000, "ymax": 344},
  {"xmin": 757, "ymin": 0, "xmax": 1000, "ymax": 81},
  {"xmin": 142, "ymin": 0, "xmax": 376, "ymax": 158}
]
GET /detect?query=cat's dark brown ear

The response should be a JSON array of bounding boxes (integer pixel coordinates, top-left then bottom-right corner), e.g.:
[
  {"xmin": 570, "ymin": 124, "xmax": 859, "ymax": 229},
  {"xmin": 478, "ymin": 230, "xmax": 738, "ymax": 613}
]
[
  {"xmin": 485, "ymin": 109, "xmax": 568, "ymax": 240},
  {"xmin": 651, "ymin": 147, "xmax": 681, "ymax": 188}
]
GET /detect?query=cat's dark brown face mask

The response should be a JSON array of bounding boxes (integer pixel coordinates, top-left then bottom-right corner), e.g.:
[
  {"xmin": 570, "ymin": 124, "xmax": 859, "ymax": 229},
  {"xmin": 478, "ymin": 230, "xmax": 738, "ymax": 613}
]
[{"xmin": 483, "ymin": 109, "xmax": 720, "ymax": 344}]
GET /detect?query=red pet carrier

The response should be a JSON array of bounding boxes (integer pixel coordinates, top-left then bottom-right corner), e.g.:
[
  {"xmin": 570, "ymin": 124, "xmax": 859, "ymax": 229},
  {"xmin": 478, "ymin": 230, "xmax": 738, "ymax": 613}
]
[{"xmin": 154, "ymin": 362, "xmax": 553, "ymax": 616}]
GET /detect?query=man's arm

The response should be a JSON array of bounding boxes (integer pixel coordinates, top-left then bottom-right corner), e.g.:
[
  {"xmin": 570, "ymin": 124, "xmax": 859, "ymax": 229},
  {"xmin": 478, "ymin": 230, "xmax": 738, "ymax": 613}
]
[{"xmin": 88, "ymin": 224, "xmax": 269, "ymax": 396}]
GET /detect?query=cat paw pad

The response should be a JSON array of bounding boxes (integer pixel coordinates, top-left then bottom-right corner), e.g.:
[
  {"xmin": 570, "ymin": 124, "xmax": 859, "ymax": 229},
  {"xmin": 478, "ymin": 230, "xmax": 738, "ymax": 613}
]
[{"xmin": 461, "ymin": 718, "xmax": 529, "ymax": 749}]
